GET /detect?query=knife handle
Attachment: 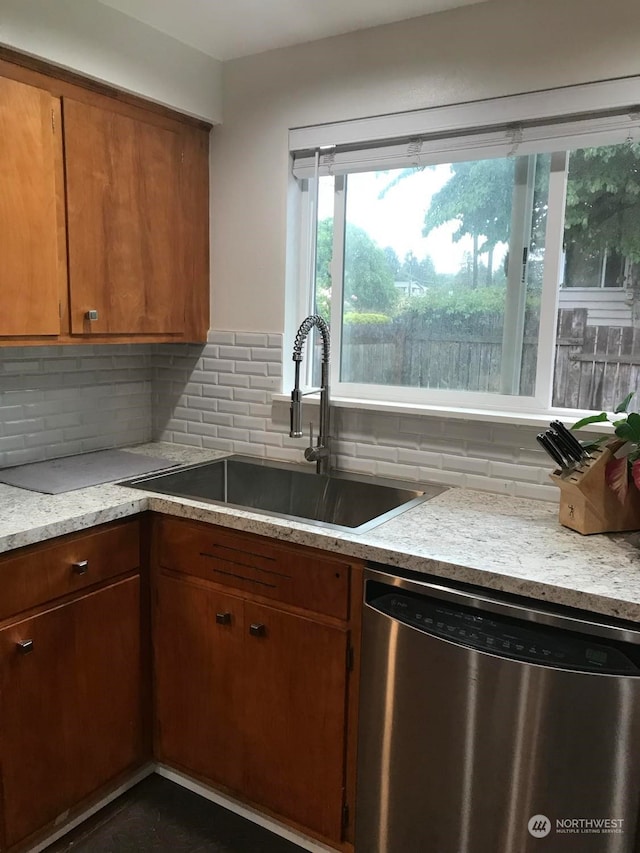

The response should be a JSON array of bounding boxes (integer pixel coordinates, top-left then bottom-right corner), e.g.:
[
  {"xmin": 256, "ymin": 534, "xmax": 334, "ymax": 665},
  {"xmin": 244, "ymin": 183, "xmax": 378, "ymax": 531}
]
[
  {"xmin": 550, "ymin": 420, "xmax": 588, "ymax": 460},
  {"xmin": 548, "ymin": 425, "xmax": 582, "ymax": 464},
  {"xmin": 536, "ymin": 433, "xmax": 566, "ymax": 469}
]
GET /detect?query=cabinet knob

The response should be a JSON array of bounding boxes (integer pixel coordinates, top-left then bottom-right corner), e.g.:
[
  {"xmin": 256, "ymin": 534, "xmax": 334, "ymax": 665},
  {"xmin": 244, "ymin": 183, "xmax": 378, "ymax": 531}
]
[
  {"xmin": 16, "ymin": 640, "xmax": 34, "ymax": 655},
  {"xmin": 216, "ymin": 612, "xmax": 232, "ymax": 625},
  {"xmin": 249, "ymin": 623, "xmax": 266, "ymax": 637},
  {"xmin": 72, "ymin": 560, "xmax": 89, "ymax": 575},
  {"xmin": 85, "ymin": 309, "xmax": 98, "ymax": 321}
]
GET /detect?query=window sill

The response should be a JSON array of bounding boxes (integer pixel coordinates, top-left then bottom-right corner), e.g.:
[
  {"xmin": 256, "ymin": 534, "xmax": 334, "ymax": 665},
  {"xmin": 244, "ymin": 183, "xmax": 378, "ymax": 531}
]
[{"xmin": 271, "ymin": 392, "xmax": 614, "ymax": 432}]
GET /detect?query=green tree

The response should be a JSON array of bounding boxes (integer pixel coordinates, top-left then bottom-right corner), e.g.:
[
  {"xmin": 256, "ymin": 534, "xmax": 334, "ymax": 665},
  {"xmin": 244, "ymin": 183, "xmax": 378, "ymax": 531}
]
[
  {"xmin": 316, "ymin": 218, "xmax": 398, "ymax": 315},
  {"xmin": 564, "ymin": 142, "xmax": 640, "ymax": 263},
  {"xmin": 400, "ymin": 251, "xmax": 437, "ymax": 287},
  {"xmin": 422, "ymin": 159, "xmax": 514, "ymax": 288},
  {"xmin": 383, "ymin": 246, "xmax": 401, "ymax": 277}
]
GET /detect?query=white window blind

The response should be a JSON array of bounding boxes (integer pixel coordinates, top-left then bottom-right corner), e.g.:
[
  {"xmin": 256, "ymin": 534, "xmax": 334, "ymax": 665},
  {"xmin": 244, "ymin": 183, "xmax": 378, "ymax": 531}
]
[{"xmin": 291, "ymin": 110, "xmax": 640, "ymax": 178}]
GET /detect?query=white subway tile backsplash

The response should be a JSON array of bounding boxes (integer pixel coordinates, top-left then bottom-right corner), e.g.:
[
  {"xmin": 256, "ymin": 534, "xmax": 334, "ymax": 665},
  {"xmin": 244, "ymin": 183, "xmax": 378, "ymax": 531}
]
[
  {"xmin": 419, "ymin": 467, "xmax": 465, "ymax": 488},
  {"xmin": 250, "ymin": 347, "xmax": 282, "ymax": 363},
  {"xmin": 170, "ymin": 433, "xmax": 203, "ymax": 448},
  {"xmin": 148, "ymin": 332, "xmax": 559, "ymax": 501},
  {"xmin": 218, "ymin": 373, "xmax": 250, "ymax": 388},
  {"xmin": 217, "ymin": 400, "xmax": 251, "ymax": 415},
  {"xmin": 202, "ymin": 411, "xmax": 234, "ymax": 427},
  {"xmin": 0, "ymin": 344, "xmax": 159, "ymax": 467},
  {"xmin": 203, "ymin": 358, "xmax": 233, "ymax": 372},
  {"xmin": 243, "ymin": 362, "xmax": 269, "ymax": 376},
  {"xmin": 249, "ymin": 430, "xmax": 284, "ymax": 447},
  {"xmin": 227, "ymin": 440, "xmax": 266, "ymax": 457},
  {"xmin": 218, "ymin": 426, "xmax": 251, "ymax": 443},
  {"xmin": 489, "ymin": 460, "xmax": 546, "ymax": 483},
  {"xmin": 202, "ymin": 385, "xmax": 233, "ymax": 400},
  {"xmin": 249, "ymin": 376, "xmax": 280, "ymax": 391},
  {"xmin": 248, "ymin": 404, "xmax": 273, "ymax": 418},
  {"xmin": 235, "ymin": 332, "xmax": 269, "ymax": 347},
  {"xmin": 398, "ymin": 448, "xmax": 443, "ymax": 469},
  {"xmin": 0, "ymin": 330, "xmax": 556, "ymax": 500},
  {"xmin": 219, "ymin": 346, "xmax": 252, "ymax": 361},
  {"xmin": 234, "ymin": 415, "xmax": 267, "ymax": 431},
  {"xmin": 340, "ymin": 457, "xmax": 378, "ymax": 476},
  {"xmin": 184, "ymin": 396, "xmax": 219, "ymax": 413},
  {"xmin": 514, "ymin": 482, "xmax": 559, "ymax": 501},
  {"xmin": 463, "ymin": 473, "xmax": 514, "ymax": 494},
  {"xmin": 202, "ymin": 437, "xmax": 234, "ymax": 452},
  {"xmin": 440, "ymin": 453, "xmax": 490, "ymax": 476},
  {"xmin": 207, "ymin": 330, "xmax": 235, "ymax": 345},
  {"xmin": 375, "ymin": 460, "xmax": 423, "ymax": 482},
  {"xmin": 186, "ymin": 422, "xmax": 220, "ymax": 439}
]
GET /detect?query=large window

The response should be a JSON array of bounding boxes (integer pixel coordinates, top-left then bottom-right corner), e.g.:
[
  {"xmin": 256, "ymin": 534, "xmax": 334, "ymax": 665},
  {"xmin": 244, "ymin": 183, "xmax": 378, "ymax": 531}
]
[{"xmin": 291, "ymin": 92, "xmax": 640, "ymax": 416}]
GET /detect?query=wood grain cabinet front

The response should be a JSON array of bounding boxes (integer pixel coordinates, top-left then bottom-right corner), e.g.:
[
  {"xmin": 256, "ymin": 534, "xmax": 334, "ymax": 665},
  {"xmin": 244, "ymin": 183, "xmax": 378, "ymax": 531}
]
[
  {"xmin": 0, "ymin": 51, "xmax": 210, "ymax": 345},
  {"xmin": 153, "ymin": 516, "xmax": 361, "ymax": 849},
  {"xmin": 0, "ymin": 519, "xmax": 146, "ymax": 852},
  {"xmin": 0, "ymin": 75, "xmax": 64, "ymax": 338}
]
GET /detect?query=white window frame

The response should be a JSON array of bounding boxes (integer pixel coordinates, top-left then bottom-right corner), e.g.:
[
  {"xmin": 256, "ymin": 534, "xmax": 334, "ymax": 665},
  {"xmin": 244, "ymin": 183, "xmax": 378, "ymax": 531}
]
[{"xmin": 287, "ymin": 77, "xmax": 640, "ymax": 421}]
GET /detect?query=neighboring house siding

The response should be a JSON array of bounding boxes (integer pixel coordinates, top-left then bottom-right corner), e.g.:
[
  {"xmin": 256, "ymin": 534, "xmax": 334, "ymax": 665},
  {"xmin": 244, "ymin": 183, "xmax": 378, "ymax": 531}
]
[{"xmin": 558, "ymin": 288, "xmax": 634, "ymax": 326}]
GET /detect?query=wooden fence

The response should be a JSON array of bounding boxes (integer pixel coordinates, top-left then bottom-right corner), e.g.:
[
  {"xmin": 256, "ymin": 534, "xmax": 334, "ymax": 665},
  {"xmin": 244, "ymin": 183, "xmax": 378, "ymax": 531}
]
[
  {"xmin": 553, "ymin": 308, "xmax": 640, "ymax": 411},
  {"xmin": 339, "ymin": 310, "xmax": 539, "ymax": 395},
  {"xmin": 328, "ymin": 308, "xmax": 640, "ymax": 410}
]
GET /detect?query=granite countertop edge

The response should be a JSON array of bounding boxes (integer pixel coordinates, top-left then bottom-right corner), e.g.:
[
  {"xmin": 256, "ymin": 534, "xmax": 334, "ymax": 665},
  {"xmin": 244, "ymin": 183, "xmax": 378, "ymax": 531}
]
[{"xmin": 1, "ymin": 443, "xmax": 639, "ymax": 623}]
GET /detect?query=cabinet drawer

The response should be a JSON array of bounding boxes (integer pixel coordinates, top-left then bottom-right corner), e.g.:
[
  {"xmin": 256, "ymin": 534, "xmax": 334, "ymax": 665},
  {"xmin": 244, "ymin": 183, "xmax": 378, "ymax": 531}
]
[
  {"xmin": 156, "ymin": 517, "xmax": 350, "ymax": 620},
  {"xmin": 0, "ymin": 519, "xmax": 141, "ymax": 620}
]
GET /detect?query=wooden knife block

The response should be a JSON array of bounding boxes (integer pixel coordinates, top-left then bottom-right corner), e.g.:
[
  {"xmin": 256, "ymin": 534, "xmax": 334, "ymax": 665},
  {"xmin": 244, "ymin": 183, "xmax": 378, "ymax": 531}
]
[{"xmin": 549, "ymin": 441, "xmax": 640, "ymax": 534}]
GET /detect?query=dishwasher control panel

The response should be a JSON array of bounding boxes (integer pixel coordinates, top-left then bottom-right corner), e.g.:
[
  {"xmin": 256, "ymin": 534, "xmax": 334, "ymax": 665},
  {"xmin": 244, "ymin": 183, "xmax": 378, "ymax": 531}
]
[{"xmin": 370, "ymin": 587, "xmax": 640, "ymax": 675}]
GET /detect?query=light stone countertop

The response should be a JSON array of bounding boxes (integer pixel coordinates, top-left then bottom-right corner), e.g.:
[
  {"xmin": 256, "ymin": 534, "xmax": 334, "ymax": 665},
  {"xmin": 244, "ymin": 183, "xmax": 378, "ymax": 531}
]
[{"xmin": 1, "ymin": 443, "xmax": 639, "ymax": 623}]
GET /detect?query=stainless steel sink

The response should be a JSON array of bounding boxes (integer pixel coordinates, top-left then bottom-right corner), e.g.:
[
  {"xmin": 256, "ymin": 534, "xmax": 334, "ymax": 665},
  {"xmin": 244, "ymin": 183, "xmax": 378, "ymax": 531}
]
[{"xmin": 121, "ymin": 455, "xmax": 446, "ymax": 533}]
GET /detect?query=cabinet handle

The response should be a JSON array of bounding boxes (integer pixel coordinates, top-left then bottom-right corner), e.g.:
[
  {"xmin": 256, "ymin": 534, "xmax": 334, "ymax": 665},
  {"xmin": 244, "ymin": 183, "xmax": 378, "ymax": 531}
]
[
  {"xmin": 249, "ymin": 623, "xmax": 266, "ymax": 637},
  {"xmin": 16, "ymin": 640, "xmax": 34, "ymax": 655},
  {"xmin": 216, "ymin": 612, "xmax": 232, "ymax": 625},
  {"xmin": 72, "ymin": 560, "xmax": 89, "ymax": 575},
  {"xmin": 85, "ymin": 309, "xmax": 98, "ymax": 321}
]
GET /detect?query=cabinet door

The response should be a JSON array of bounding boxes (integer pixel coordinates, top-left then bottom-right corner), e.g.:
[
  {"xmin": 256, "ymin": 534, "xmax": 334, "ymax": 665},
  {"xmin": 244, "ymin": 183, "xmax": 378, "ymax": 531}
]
[
  {"xmin": 242, "ymin": 602, "xmax": 349, "ymax": 842},
  {"xmin": 65, "ymin": 576, "xmax": 144, "ymax": 805},
  {"xmin": 154, "ymin": 574, "xmax": 245, "ymax": 792},
  {"xmin": 63, "ymin": 99, "xmax": 185, "ymax": 336},
  {"xmin": 0, "ymin": 577, "xmax": 143, "ymax": 848},
  {"xmin": 0, "ymin": 76, "xmax": 62, "ymax": 336}
]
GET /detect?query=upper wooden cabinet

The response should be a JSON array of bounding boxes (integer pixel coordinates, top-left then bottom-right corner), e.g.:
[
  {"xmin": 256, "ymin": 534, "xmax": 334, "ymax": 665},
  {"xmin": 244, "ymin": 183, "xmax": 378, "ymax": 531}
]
[
  {"xmin": 64, "ymin": 100, "xmax": 184, "ymax": 336},
  {"xmin": 0, "ymin": 51, "xmax": 210, "ymax": 345},
  {"xmin": 0, "ymin": 76, "xmax": 63, "ymax": 336}
]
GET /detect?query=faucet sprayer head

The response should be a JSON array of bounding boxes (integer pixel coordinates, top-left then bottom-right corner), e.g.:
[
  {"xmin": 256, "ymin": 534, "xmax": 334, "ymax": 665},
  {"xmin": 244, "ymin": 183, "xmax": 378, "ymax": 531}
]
[{"xmin": 292, "ymin": 315, "xmax": 330, "ymax": 363}]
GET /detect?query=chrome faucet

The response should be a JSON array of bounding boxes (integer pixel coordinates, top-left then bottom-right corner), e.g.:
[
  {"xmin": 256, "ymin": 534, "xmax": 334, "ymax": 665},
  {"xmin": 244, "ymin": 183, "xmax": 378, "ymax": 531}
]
[{"xmin": 289, "ymin": 315, "xmax": 331, "ymax": 474}]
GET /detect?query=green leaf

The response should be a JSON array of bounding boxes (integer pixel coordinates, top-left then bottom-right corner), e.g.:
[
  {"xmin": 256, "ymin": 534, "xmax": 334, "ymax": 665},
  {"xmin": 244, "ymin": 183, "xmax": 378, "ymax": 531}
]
[
  {"xmin": 615, "ymin": 392, "xmax": 635, "ymax": 413},
  {"xmin": 571, "ymin": 412, "xmax": 609, "ymax": 430},
  {"xmin": 627, "ymin": 412, "xmax": 640, "ymax": 440},
  {"xmin": 614, "ymin": 422, "xmax": 636, "ymax": 442},
  {"xmin": 581, "ymin": 436, "xmax": 609, "ymax": 450}
]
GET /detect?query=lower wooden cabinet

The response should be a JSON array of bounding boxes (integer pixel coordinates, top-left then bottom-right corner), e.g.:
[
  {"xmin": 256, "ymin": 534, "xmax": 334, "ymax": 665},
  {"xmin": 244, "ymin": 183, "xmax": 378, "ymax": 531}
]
[
  {"xmin": 0, "ymin": 513, "xmax": 360, "ymax": 850},
  {"xmin": 241, "ymin": 599, "xmax": 349, "ymax": 841},
  {"xmin": 153, "ymin": 516, "xmax": 361, "ymax": 847},
  {"xmin": 155, "ymin": 576, "xmax": 245, "ymax": 793},
  {"xmin": 0, "ymin": 521, "xmax": 145, "ymax": 851}
]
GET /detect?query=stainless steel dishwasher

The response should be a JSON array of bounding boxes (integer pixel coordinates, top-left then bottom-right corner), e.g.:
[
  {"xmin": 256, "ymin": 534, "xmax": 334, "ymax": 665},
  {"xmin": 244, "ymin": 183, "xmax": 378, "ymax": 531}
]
[{"xmin": 356, "ymin": 565, "xmax": 640, "ymax": 853}]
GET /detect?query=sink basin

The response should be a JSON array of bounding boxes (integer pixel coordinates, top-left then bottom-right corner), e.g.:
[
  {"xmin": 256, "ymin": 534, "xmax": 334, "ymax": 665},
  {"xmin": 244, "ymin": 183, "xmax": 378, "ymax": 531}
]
[{"xmin": 121, "ymin": 455, "xmax": 446, "ymax": 532}]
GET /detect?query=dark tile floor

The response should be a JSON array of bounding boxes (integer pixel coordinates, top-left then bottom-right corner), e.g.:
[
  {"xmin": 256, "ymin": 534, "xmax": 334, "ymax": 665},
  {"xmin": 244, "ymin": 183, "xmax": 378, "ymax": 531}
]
[{"xmin": 46, "ymin": 774, "xmax": 304, "ymax": 853}]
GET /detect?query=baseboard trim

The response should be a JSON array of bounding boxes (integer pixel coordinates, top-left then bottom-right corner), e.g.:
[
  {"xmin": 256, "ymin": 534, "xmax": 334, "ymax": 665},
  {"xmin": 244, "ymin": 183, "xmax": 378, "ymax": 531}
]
[
  {"xmin": 155, "ymin": 764, "xmax": 339, "ymax": 853},
  {"xmin": 25, "ymin": 764, "xmax": 155, "ymax": 853}
]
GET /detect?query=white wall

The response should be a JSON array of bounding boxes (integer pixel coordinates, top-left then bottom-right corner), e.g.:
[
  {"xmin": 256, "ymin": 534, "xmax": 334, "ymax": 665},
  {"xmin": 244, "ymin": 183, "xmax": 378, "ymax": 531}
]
[
  {"xmin": 0, "ymin": 0, "xmax": 222, "ymax": 122},
  {"xmin": 211, "ymin": 0, "xmax": 640, "ymax": 332}
]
